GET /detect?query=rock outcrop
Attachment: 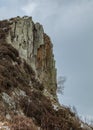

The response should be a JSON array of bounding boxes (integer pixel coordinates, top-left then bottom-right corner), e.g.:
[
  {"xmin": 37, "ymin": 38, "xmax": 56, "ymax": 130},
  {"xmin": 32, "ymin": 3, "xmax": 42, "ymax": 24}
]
[
  {"xmin": 0, "ymin": 16, "xmax": 92, "ymax": 130},
  {"xmin": 6, "ymin": 16, "xmax": 57, "ymax": 97}
]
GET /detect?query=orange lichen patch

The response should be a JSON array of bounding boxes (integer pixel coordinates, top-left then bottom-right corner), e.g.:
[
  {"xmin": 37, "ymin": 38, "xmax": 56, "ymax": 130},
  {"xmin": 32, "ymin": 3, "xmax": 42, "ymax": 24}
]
[
  {"xmin": 36, "ymin": 45, "xmax": 44, "ymax": 69},
  {"xmin": 45, "ymin": 38, "xmax": 52, "ymax": 68},
  {"xmin": 36, "ymin": 33, "xmax": 56, "ymax": 96},
  {"xmin": 36, "ymin": 33, "xmax": 52, "ymax": 70}
]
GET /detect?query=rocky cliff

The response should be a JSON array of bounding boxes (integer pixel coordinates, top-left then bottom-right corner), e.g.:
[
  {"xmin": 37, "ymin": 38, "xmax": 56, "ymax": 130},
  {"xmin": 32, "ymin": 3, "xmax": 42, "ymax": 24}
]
[
  {"xmin": 0, "ymin": 16, "xmax": 92, "ymax": 130},
  {"xmin": 6, "ymin": 16, "xmax": 57, "ymax": 97}
]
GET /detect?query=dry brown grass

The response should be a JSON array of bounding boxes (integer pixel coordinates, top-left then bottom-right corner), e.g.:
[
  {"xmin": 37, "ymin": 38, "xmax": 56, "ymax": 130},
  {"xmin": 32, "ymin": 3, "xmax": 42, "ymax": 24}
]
[{"xmin": 9, "ymin": 116, "xmax": 38, "ymax": 130}]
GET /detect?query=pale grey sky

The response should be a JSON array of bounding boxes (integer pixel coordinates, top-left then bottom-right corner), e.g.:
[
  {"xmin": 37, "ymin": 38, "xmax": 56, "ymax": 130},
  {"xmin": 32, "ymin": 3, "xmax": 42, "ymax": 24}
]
[{"xmin": 0, "ymin": 0, "xmax": 93, "ymax": 121}]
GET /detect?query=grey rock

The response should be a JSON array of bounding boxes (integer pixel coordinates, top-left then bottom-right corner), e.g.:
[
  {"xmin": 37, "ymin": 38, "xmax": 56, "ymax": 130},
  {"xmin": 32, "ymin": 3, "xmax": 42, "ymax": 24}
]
[
  {"xmin": 6, "ymin": 16, "xmax": 57, "ymax": 98},
  {"xmin": 2, "ymin": 92, "xmax": 16, "ymax": 109},
  {"xmin": 6, "ymin": 114, "xmax": 11, "ymax": 120}
]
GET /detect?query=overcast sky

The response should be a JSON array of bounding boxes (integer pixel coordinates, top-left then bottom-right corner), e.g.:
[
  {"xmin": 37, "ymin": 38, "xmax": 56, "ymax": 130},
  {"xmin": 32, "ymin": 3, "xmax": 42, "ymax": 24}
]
[{"xmin": 0, "ymin": 0, "xmax": 93, "ymax": 121}]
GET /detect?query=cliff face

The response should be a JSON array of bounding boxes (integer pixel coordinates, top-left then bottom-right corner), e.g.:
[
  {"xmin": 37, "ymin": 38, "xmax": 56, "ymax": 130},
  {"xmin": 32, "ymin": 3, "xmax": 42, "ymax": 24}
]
[
  {"xmin": 0, "ymin": 16, "xmax": 92, "ymax": 130},
  {"xmin": 6, "ymin": 16, "xmax": 57, "ymax": 97}
]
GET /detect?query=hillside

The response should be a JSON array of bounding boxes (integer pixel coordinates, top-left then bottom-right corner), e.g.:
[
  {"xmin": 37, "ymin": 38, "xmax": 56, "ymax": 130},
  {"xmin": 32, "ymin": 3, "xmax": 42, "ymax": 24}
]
[{"xmin": 0, "ymin": 16, "xmax": 92, "ymax": 130}]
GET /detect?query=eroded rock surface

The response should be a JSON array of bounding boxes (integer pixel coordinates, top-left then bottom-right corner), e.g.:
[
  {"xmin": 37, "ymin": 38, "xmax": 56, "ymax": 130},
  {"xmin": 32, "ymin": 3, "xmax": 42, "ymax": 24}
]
[{"xmin": 6, "ymin": 16, "xmax": 57, "ymax": 97}]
